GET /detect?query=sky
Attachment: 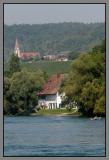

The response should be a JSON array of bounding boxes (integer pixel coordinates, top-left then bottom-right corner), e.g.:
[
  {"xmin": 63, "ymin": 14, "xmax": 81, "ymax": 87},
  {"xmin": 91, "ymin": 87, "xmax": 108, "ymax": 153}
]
[{"xmin": 4, "ymin": 4, "xmax": 105, "ymax": 25}]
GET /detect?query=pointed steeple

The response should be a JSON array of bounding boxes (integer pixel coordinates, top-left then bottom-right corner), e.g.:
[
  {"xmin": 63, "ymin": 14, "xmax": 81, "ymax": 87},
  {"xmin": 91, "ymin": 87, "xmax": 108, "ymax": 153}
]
[
  {"xmin": 15, "ymin": 38, "xmax": 19, "ymax": 49},
  {"xmin": 14, "ymin": 38, "xmax": 20, "ymax": 57}
]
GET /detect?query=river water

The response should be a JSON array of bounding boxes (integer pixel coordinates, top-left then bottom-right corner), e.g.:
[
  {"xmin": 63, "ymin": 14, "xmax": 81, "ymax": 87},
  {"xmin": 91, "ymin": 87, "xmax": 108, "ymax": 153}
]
[{"xmin": 4, "ymin": 116, "xmax": 105, "ymax": 156}]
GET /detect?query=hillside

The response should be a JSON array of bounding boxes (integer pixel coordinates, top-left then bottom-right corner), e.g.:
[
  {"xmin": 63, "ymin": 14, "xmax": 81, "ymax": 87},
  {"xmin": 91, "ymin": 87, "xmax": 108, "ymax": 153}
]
[
  {"xmin": 5, "ymin": 60, "xmax": 72, "ymax": 76},
  {"xmin": 4, "ymin": 22, "xmax": 105, "ymax": 61},
  {"xmin": 22, "ymin": 61, "xmax": 71, "ymax": 76}
]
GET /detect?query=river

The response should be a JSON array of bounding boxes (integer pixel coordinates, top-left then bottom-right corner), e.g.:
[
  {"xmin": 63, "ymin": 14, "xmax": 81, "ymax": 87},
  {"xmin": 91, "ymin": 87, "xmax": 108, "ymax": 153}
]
[{"xmin": 4, "ymin": 116, "xmax": 105, "ymax": 156}]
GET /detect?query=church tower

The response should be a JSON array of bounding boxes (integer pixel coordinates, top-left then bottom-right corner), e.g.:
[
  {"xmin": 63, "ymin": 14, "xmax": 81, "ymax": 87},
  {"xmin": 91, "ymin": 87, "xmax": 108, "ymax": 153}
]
[{"xmin": 14, "ymin": 38, "xmax": 21, "ymax": 58}]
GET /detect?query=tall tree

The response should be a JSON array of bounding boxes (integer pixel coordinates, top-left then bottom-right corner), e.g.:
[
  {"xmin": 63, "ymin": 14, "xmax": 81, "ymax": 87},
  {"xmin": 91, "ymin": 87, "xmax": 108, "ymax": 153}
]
[
  {"xmin": 4, "ymin": 69, "xmax": 45, "ymax": 115},
  {"xmin": 9, "ymin": 54, "xmax": 21, "ymax": 75},
  {"xmin": 62, "ymin": 41, "xmax": 105, "ymax": 116}
]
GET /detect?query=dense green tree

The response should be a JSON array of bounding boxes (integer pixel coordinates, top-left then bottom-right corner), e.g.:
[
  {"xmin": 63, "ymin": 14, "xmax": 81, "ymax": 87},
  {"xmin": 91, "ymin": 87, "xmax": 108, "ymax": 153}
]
[
  {"xmin": 4, "ymin": 77, "xmax": 11, "ymax": 114},
  {"xmin": 4, "ymin": 69, "xmax": 45, "ymax": 115},
  {"xmin": 62, "ymin": 41, "xmax": 105, "ymax": 116},
  {"xmin": 68, "ymin": 51, "xmax": 80, "ymax": 60},
  {"xmin": 9, "ymin": 54, "xmax": 21, "ymax": 75}
]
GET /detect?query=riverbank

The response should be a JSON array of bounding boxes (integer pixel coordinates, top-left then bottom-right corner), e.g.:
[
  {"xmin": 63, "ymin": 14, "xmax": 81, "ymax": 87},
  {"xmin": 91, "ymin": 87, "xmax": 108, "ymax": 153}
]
[
  {"xmin": 30, "ymin": 108, "xmax": 80, "ymax": 116},
  {"xmin": 3, "ymin": 109, "xmax": 81, "ymax": 116},
  {"xmin": 4, "ymin": 108, "xmax": 105, "ymax": 117}
]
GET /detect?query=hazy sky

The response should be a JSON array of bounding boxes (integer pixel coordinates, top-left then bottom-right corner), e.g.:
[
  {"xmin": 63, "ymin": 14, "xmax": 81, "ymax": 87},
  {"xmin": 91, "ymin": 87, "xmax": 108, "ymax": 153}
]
[{"xmin": 4, "ymin": 4, "xmax": 105, "ymax": 25}]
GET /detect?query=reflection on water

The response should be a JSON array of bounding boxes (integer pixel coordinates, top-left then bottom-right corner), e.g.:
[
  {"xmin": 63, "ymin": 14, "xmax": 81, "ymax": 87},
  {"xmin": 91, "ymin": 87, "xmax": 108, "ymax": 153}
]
[{"xmin": 4, "ymin": 116, "xmax": 105, "ymax": 156}]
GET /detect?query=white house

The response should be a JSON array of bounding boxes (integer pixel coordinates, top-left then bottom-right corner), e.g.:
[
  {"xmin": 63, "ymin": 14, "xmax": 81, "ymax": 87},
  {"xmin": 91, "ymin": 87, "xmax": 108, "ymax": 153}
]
[{"xmin": 38, "ymin": 74, "xmax": 64, "ymax": 109}]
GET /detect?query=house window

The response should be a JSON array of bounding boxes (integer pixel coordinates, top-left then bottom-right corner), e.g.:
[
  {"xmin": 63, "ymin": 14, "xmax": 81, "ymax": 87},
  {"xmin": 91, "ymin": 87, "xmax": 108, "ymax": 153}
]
[{"xmin": 41, "ymin": 95, "xmax": 46, "ymax": 99}]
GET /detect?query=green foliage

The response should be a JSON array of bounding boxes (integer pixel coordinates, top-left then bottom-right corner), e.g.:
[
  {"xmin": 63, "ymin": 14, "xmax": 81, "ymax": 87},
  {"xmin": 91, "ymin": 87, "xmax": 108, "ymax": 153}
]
[
  {"xmin": 94, "ymin": 95, "xmax": 105, "ymax": 115},
  {"xmin": 68, "ymin": 51, "xmax": 80, "ymax": 60},
  {"xmin": 4, "ymin": 69, "xmax": 46, "ymax": 115},
  {"xmin": 91, "ymin": 40, "xmax": 105, "ymax": 54},
  {"xmin": 9, "ymin": 54, "xmax": 21, "ymax": 75},
  {"xmin": 4, "ymin": 77, "xmax": 11, "ymax": 114},
  {"xmin": 4, "ymin": 23, "xmax": 105, "ymax": 61},
  {"xmin": 62, "ymin": 41, "xmax": 105, "ymax": 116}
]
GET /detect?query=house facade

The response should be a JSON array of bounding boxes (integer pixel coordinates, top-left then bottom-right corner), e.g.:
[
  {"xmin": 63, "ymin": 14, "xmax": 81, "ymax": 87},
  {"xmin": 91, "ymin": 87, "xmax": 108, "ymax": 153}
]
[{"xmin": 38, "ymin": 74, "xmax": 64, "ymax": 109}]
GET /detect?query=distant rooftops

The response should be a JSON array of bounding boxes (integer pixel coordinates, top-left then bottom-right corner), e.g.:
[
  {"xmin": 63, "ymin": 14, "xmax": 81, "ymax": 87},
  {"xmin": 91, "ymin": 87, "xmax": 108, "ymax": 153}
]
[{"xmin": 20, "ymin": 52, "xmax": 40, "ymax": 60}]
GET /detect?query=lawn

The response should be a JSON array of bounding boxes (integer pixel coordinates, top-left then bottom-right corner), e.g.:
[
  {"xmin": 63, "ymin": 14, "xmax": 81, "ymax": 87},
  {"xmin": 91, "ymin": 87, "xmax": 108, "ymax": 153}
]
[
  {"xmin": 32, "ymin": 108, "xmax": 80, "ymax": 116},
  {"xmin": 21, "ymin": 60, "xmax": 72, "ymax": 75}
]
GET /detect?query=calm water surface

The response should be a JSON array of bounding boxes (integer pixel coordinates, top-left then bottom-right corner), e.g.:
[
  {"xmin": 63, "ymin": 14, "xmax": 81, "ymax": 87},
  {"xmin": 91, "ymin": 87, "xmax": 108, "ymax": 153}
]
[{"xmin": 4, "ymin": 116, "xmax": 105, "ymax": 156}]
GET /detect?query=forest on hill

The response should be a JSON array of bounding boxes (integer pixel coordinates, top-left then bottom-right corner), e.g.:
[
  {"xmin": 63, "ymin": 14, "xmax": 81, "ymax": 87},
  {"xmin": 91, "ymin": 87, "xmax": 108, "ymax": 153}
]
[{"xmin": 4, "ymin": 22, "xmax": 105, "ymax": 61}]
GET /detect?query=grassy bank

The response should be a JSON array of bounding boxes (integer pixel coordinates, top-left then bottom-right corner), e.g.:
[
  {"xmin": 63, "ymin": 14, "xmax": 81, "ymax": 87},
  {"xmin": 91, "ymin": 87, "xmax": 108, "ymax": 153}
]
[
  {"xmin": 21, "ymin": 61, "xmax": 72, "ymax": 76},
  {"xmin": 5, "ymin": 60, "xmax": 72, "ymax": 76},
  {"xmin": 31, "ymin": 108, "xmax": 80, "ymax": 116}
]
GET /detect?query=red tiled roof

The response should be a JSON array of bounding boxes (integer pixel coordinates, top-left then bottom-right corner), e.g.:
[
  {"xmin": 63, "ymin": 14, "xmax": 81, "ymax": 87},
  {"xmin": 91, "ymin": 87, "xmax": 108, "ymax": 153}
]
[
  {"xmin": 38, "ymin": 74, "xmax": 64, "ymax": 95},
  {"xmin": 20, "ymin": 52, "xmax": 40, "ymax": 59},
  {"xmin": 14, "ymin": 38, "xmax": 40, "ymax": 60}
]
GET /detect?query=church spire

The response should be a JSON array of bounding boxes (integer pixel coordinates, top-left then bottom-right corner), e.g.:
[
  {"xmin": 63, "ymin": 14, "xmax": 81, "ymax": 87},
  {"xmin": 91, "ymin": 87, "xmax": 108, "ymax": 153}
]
[
  {"xmin": 15, "ymin": 38, "xmax": 19, "ymax": 49},
  {"xmin": 14, "ymin": 38, "xmax": 20, "ymax": 57}
]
